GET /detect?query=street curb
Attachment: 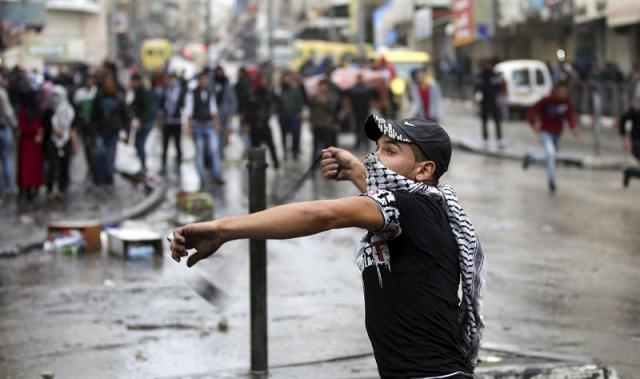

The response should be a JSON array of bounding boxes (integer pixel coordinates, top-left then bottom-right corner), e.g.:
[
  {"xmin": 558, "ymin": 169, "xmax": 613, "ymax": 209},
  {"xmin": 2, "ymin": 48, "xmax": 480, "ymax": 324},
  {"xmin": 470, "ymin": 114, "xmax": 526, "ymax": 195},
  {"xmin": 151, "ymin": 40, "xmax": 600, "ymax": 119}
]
[
  {"xmin": 452, "ymin": 139, "xmax": 629, "ymax": 170},
  {"xmin": 480, "ymin": 342, "xmax": 592, "ymax": 364},
  {"xmin": 102, "ymin": 181, "xmax": 167, "ymax": 226},
  {"xmin": 0, "ymin": 182, "xmax": 167, "ymax": 258}
]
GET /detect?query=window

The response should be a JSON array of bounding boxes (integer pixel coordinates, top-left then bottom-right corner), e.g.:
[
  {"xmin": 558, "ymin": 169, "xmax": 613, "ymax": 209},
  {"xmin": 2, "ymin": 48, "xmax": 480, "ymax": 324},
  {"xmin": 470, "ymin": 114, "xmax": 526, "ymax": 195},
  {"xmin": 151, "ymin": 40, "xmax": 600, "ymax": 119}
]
[
  {"xmin": 535, "ymin": 69, "xmax": 545, "ymax": 85},
  {"xmin": 512, "ymin": 69, "xmax": 530, "ymax": 86}
]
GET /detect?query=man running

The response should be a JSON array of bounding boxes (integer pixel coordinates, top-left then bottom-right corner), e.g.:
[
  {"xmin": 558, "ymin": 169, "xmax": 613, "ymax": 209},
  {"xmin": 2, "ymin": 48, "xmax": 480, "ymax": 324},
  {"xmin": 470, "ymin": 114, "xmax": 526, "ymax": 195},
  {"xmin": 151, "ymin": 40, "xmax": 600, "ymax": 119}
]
[
  {"xmin": 523, "ymin": 82, "xmax": 580, "ymax": 193},
  {"xmin": 169, "ymin": 114, "xmax": 485, "ymax": 378}
]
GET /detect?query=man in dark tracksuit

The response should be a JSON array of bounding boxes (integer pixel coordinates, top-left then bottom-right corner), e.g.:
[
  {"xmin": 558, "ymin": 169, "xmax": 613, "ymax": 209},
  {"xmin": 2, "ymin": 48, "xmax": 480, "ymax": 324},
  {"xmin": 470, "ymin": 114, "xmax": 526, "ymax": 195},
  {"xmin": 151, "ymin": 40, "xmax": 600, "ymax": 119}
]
[
  {"xmin": 349, "ymin": 74, "xmax": 374, "ymax": 149},
  {"xmin": 308, "ymin": 80, "xmax": 337, "ymax": 162},
  {"xmin": 619, "ymin": 104, "xmax": 640, "ymax": 187},
  {"xmin": 130, "ymin": 73, "xmax": 157, "ymax": 174},
  {"xmin": 474, "ymin": 59, "xmax": 503, "ymax": 148},
  {"xmin": 158, "ymin": 73, "xmax": 185, "ymax": 176}
]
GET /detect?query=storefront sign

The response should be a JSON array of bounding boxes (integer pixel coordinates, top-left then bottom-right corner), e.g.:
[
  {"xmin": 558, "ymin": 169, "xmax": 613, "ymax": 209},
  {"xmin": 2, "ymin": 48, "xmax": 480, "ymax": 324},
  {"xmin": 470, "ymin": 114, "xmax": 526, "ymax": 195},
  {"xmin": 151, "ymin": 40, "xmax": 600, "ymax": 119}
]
[{"xmin": 452, "ymin": 0, "xmax": 474, "ymax": 46}]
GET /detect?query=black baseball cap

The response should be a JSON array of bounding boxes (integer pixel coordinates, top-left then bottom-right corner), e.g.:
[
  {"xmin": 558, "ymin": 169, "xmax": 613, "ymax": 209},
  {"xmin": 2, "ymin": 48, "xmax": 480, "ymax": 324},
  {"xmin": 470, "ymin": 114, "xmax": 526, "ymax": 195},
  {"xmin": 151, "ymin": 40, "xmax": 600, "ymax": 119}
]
[{"xmin": 365, "ymin": 113, "xmax": 452, "ymax": 178}]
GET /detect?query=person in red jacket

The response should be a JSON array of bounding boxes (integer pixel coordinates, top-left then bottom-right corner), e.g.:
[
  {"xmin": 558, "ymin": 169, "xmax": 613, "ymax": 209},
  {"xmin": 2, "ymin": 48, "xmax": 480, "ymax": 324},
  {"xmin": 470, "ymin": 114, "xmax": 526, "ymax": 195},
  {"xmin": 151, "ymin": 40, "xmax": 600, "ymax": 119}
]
[
  {"xmin": 17, "ymin": 88, "xmax": 44, "ymax": 203},
  {"xmin": 523, "ymin": 82, "xmax": 580, "ymax": 193}
]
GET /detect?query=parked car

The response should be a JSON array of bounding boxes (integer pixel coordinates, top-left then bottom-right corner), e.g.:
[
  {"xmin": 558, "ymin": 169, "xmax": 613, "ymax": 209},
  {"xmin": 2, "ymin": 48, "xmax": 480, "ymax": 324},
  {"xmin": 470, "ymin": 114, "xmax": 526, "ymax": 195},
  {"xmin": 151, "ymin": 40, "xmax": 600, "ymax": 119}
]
[{"xmin": 494, "ymin": 59, "xmax": 553, "ymax": 113}]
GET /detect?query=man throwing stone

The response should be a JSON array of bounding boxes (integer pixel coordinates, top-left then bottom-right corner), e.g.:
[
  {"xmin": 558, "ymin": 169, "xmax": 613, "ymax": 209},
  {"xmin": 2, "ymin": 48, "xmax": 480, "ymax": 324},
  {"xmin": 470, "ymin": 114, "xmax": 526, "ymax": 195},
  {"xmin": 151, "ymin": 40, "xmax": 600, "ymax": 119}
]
[{"xmin": 169, "ymin": 114, "xmax": 485, "ymax": 378}]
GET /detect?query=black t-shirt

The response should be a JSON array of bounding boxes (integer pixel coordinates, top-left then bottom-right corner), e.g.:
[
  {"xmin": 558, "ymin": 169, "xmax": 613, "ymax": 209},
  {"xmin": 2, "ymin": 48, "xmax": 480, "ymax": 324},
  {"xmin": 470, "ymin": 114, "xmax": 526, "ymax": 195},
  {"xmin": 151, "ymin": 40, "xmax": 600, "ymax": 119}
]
[{"xmin": 359, "ymin": 189, "xmax": 473, "ymax": 378}]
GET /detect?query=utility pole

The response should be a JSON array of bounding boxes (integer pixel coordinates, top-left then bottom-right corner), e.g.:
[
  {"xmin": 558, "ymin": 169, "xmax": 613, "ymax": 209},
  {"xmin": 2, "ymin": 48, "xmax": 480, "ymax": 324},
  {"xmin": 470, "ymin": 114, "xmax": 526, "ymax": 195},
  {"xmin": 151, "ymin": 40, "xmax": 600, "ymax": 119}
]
[
  {"xmin": 328, "ymin": 2, "xmax": 337, "ymax": 42},
  {"xmin": 357, "ymin": 0, "xmax": 365, "ymax": 58},
  {"xmin": 108, "ymin": 0, "xmax": 117, "ymax": 61},
  {"xmin": 130, "ymin": 0, "xmax": 140, "ymax": 65},
  {"xmin": 204, "ymin": 0, "xmax": 212, "ymax": 54},
  {"xmin": 267, "ymin": 0, "xmax": 273, "ymax": 63}
]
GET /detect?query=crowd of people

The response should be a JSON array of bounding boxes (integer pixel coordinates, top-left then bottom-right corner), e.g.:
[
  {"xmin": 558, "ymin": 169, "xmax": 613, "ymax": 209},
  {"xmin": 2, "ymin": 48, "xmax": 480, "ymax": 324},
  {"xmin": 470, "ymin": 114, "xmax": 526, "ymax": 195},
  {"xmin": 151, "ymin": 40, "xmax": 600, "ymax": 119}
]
[
  {"xmin": 0, "ymin": 52, "xmax": 637, "ymax": 208},
  {"xmin": 0, "ymin": 56, "xmax": 441, "ymax": 207}
]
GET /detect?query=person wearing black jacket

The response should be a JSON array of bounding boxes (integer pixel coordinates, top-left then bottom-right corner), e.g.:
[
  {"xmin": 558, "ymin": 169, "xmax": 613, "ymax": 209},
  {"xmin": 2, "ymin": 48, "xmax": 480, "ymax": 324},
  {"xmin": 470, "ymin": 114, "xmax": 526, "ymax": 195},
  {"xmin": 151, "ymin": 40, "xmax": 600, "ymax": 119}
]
[
  {"xmin": 474, "ymin": 59, "xmax": 504, "ymax": 149},
  {"xmin": 91, "ymin": 75, "xmax": 130, "ymax": 185},
  {"xmin": 130, "ymin": 73, "xmax": 157, "ymax": 174},
  {"xmin": 619, "ymin": 103, "xmax": 640, "ymax": 187},
  {"xmin": 235, "ymin": 67, "xmax": 254, "ymax": 156},
  {"xmin": 244, "ymin": 74, "xmax": 280, "ymax": 169},
  {"xmin": 349, "ymin": 74, "xmax": 374, "ymax": 149},
  {"xmin": 158, "ymin": 73, "xmax": 185, "ymax": 176}
]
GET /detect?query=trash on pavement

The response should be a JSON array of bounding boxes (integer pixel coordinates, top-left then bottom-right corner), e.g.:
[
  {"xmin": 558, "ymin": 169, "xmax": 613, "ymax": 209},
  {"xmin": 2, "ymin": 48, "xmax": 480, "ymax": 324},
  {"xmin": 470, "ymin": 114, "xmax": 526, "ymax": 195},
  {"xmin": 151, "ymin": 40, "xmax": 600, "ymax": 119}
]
[
  {"xmin": 47, "ymin": 220, "xmax": 102, "ymax": 251},
  {"xmin": 107, "ymin": 228, "xmax": 162, "ymax": 260},
  {"xmin": 44, "ymin": 229, "xmax": 85, "ymax": 255},
  {"xmin": 176, "ymin": 192, "xmax": 214, "ymax": 224}
]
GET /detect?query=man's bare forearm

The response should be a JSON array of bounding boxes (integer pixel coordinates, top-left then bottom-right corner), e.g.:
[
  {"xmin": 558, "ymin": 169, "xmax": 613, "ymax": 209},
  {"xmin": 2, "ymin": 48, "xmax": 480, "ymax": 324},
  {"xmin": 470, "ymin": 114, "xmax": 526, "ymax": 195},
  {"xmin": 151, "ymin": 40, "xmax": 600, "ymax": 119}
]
[
  {"xmin": 350, "ymin": 163, "xmax": 367, "ymax": 192},
  {"xmin": 215, "ymin": 197, "xmax": 382, "ymax": 243}
]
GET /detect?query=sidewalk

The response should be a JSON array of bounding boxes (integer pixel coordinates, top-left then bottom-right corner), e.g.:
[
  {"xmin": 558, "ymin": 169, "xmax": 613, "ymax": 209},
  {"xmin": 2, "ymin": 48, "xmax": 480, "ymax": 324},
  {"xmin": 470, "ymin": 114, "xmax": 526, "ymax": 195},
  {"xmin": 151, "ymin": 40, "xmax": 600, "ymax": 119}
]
[
  {"xmin": 442, "ymin": 100, "xmax": 635, "ymax": 170},
  {"xmin": 0, "ymin": 138, "xmax": 166, "ymax": 257}
]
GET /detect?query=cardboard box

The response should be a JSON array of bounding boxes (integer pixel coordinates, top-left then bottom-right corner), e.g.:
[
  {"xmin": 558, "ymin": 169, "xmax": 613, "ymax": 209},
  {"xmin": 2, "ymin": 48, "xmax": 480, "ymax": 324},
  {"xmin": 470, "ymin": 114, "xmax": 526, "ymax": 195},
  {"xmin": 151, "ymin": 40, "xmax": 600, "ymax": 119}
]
[
  {"xmin": 106, "ymin": 228, "xmax": 163, "ymax": 259},
  {"xmin": 47, "ymin": 220, "xmax": 102, "ymax": 252}
]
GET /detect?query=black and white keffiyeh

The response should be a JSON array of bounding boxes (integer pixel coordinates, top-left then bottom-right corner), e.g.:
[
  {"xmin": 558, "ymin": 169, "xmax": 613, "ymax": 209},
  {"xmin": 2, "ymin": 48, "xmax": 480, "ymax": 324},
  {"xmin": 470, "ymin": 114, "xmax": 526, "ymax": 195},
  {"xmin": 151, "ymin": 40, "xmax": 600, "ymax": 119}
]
[{"xmin": 361, "ymin": 153, "xmax": 486, "ymax": 365}]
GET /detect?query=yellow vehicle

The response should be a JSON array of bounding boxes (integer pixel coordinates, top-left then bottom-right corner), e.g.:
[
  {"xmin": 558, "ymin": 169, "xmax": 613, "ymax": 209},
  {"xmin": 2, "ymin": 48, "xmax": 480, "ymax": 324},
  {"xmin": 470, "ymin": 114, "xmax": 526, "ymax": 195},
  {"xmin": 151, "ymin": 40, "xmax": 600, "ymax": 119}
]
[
  {"xmin": 291, "ymin": 40, "xmax": 374, "ymax": 71},
  {"xmin": 140, "ymin": 39, "xmax": 173, "ymax": 71},
  {"xmin": 369, "ymin": 49, "xmax": 431, "ymax": 97}
]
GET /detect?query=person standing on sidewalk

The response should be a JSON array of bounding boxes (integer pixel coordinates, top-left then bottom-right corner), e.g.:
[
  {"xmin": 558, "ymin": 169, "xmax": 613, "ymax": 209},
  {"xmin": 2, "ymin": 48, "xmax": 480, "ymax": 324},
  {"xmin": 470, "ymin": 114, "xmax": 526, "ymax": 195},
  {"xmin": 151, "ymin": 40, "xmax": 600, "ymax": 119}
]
[
  {"xmin": 235, "ymin": 67, "xmax": 253, "ymax": 155},
  {"xmin": 523, "ymin": 82, "xmax": 580, "ymax": 193},
  {"xmin": 244, "ymin": 74, "xmax": 280, "ymax": 169},
  {"xmin": 409, "ymin": 68, "xmax": 444, "ymax": 123},
  {"xmin": 92, "ymin": 76, "xmax": 130, "ymax": 185},
  {"xmin": 349, "ymin": 73, "xmax": 374, "ymax": 149},
  {"xmin": 0, "ymin": 73, "xmax": 18, "ymax": 196},
  {"xmin": 308, "ymin": 80, "xmax": 336, "ymax": 162},
  {"xmin": 16, "ymin": 88, "xmax": 44, "ymax": 203},
  {"xmin": 44, "ymin": 85, "xmax": 75, "ymax": 200},
  {"xmin": 277, "ymin": 71, "xmax": 304, "ymax": 161},
  {"xmin": 618, "ymin": 91, "xmax": 640, "ymax": 188},
  {"xmin": 185, "ymin": 72, "xmax": 224, "ymax": 185},
  {"xmin": 130, "ymin": 73, "xmax": 157, "ymax": 176},
  {"xmin": 73, "ymin": 74, "xmax": 97, "ymax": 181},
  {"xmin": 158, "ymin": 72, "xmax": 185, "ymax": 176},
  {"xmin": 169, "ymin": 114, "xmax": 484, "ymax": 378},
  {"xmin": 474, "ymin": 59, "xmax": 504, "ymax": 149}
]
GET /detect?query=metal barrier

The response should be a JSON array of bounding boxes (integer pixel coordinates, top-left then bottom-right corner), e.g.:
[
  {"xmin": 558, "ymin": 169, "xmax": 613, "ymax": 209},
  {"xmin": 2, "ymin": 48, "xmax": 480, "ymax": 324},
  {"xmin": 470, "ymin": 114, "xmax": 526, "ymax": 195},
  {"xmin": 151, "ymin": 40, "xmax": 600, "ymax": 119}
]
[
  {"xmin": 571, "ymin": 81, "xmax": 633, "ymax": 117},
  {"xmin": 440, "ymin": 75, "xmax": 475, "ymax": 101},
  {"xmin": 439, "ymin": 74, "xmax": 634, "ymax": 118}
]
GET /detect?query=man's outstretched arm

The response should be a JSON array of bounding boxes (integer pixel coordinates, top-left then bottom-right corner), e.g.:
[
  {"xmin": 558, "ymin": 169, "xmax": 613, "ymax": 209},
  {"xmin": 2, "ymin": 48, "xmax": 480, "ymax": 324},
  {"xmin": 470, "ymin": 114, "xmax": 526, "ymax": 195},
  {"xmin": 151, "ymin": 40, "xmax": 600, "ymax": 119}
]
[{"xmin": 170, "ymin": 197, "xmax": 383, "ymax": 267}]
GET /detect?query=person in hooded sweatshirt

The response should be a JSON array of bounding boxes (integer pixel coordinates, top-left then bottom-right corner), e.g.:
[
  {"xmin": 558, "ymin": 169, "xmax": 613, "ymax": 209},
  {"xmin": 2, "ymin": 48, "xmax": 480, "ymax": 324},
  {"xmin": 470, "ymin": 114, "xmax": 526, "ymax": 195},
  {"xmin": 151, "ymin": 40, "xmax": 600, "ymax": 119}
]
[{"xmin": 45, "ymin": 85, "xmax": 75, "ymax": 200}]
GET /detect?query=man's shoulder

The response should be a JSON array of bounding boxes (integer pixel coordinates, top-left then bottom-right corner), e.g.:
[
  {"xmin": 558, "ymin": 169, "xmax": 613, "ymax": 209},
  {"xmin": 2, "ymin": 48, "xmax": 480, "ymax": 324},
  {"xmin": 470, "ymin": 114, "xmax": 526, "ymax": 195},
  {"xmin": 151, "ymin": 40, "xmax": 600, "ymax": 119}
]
[{"xmin": 387, "ymin": 189, "xmax": 444, "ymax": 214}]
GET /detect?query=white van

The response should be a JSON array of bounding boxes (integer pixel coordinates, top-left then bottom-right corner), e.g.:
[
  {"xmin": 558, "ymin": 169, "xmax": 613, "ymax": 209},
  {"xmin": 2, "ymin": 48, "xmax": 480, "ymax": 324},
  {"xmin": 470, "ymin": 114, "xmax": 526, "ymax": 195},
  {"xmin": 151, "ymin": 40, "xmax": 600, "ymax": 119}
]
[{"xmin": 494, "ymin": 60, "xmax": 553, "ymax": 110}]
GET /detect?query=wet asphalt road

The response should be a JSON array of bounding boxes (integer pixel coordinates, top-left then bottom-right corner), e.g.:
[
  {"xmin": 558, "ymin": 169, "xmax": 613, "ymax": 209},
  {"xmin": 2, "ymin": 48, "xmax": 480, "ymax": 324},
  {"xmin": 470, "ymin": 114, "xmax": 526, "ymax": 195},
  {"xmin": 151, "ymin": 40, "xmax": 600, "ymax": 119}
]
[{"xmin": 0, "ymin": 110, "xmax": 639, "ymax": 378}]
